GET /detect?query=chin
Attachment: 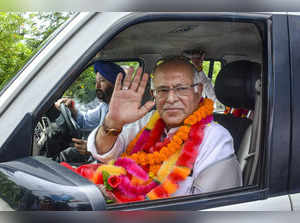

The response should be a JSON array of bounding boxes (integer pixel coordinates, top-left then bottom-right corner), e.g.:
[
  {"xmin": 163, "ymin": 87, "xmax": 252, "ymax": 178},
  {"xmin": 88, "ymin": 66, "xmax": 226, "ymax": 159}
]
[{"xmin": 163, "ymin": 117, "xmax": 184, "ymax": 128}]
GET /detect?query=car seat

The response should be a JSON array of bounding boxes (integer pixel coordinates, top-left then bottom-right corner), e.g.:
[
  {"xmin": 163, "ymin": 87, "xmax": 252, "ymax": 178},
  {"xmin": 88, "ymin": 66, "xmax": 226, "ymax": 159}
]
[{"xmin": 214, "ymin": 60, "xmax": 261, "ymax": 185}]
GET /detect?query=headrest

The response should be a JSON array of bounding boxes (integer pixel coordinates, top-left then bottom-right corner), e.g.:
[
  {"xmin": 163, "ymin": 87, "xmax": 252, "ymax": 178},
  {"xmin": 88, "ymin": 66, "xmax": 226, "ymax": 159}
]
[{"xmin": 215, "ymin": 60, "xmax": 261, "ymax": 110}]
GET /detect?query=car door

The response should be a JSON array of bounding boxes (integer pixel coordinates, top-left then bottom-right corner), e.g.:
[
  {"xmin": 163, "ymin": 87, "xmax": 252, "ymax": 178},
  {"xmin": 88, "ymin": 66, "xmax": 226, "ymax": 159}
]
[
  {"xmin": 0, "ymin": 12, "xmax": 293, "ymax": 210},
  {"xmin": 287, "ymin": 13, "xmax": 300, "ymax": 211}
]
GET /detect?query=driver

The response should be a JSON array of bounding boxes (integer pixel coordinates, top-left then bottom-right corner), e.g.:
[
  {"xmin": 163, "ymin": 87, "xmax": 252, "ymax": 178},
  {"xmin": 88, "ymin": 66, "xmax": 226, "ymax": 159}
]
[{"xmin": 55, "ymin": 61, "xmax": 125, "ymax": 160}]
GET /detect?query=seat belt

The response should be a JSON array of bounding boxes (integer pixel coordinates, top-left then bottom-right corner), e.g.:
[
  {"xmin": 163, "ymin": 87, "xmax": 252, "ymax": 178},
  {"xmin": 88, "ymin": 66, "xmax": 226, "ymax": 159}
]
[{"xmin": 243, "ymin": 79, "xmax": 262, "ymax": 185}]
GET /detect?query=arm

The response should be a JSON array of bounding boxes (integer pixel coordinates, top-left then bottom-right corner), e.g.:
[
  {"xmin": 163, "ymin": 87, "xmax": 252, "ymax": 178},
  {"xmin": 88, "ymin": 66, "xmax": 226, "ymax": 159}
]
[
  {"xmin": 94, "ymin": 67, "xmax": 154, "ymax": 156},
  {"xmin": 191, "ymin": 122, "xmax": 242, "ymax": 194},
  {"xmin": 76, "ymin": 103, "xmax": 108, "ymax": 129},
  {"xmin": 87, "ymin": 111, "xmax": 153, "ymax": 162}
]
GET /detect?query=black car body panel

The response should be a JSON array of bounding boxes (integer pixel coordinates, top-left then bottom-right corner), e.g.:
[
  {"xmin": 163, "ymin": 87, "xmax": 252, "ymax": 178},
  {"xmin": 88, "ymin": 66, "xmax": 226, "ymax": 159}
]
[{"xmin": 0, "ymin": 156, "xmax": 106, "ymax": 210}]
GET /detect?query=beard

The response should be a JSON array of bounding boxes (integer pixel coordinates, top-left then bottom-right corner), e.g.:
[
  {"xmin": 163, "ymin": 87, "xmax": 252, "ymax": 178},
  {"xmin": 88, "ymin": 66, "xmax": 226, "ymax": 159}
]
[{"xmin": 96, "ymin": 88, "xmax": 113, "ymax": 104}]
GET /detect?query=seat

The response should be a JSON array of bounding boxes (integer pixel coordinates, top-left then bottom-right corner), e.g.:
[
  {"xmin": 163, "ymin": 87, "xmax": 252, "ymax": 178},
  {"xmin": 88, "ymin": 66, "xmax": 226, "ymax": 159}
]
[{"xmin": 214, "ymin": 60, "xmax": 261, "ymax": 184}]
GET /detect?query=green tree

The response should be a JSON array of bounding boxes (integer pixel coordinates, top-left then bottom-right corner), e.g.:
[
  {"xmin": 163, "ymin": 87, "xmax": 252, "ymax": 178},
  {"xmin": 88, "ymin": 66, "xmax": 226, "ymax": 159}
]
[
  {"xmin": 0, "ymin": 12, "xmax": 73, "ymax": 91},
  {"xmin": 25, "ymin": 12, "xmax": 73, "ymax": 51},
  {"xmin": 0, "ymin": 12, "xmax": 32, "ymax": 90}
]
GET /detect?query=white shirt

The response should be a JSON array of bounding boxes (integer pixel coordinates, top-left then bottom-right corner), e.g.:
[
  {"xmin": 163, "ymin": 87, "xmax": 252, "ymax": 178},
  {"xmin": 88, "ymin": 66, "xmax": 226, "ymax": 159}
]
[
  {"xmin": 87, "ymin": 111, "xmax": 241, "ymax": 197},
  {"xmin": 76, "ymin": 102, "xmax": 108, "ymax": 129}
]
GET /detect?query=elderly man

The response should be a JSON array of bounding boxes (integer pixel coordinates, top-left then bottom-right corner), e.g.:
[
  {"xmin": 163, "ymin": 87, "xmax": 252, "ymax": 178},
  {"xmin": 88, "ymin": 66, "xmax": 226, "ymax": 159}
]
[
  {"xmin": 88, "ymin": 56, "xmax": 242, "ymax": 197},
  {"xmin": 55, "ymin": 61, "xmax": 125, "ymax": 161}
]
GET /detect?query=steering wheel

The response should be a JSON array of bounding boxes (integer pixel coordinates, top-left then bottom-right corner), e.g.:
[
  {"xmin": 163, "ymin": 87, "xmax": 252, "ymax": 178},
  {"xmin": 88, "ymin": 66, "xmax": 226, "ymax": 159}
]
[{"xmin": 59, "ymin": 103, "xmax": 80, "ymax": 138}]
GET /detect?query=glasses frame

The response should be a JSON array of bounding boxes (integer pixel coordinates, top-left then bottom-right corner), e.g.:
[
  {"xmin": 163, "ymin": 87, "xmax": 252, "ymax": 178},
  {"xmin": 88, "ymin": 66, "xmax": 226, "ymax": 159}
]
[{"xmin": 152, "ymin": 82, "xmax": 200, "ymax": 99}]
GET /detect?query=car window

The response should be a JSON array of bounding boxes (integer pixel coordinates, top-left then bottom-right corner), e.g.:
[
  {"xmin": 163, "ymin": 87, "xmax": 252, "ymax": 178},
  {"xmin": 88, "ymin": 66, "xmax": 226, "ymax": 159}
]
[
  {"xmin": 0, "ymin": 12, "xmax": 74, "ymax": 94},
  {"xmin": 33, "ymin": 60, "xmax": 141, "ymax": 157},
  {"xmin": 25, "ymin": 15, "xmax": 265, "ymax": 209},
  {"xmin": 65, "ymin": 60, "xmax": 141, "ymax": 108}
]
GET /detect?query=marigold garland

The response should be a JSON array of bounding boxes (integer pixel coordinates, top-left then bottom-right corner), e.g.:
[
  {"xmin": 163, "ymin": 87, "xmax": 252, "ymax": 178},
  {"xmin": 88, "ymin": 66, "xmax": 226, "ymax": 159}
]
[
  {"xmin": 73, "ymin": 98, "xmax": 214, "ymax": 203},
  {"xmin": 123, "ymin": 98, "xmax": 213, "ymax": 168}
]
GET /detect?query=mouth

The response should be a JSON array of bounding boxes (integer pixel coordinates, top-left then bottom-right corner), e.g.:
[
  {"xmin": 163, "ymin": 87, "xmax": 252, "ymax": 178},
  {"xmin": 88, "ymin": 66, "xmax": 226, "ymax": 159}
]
[
  {"xmin": 163, "ymin": 108, "xmax": 183, "ymax": 111},
  {"xmin": 96, "ymin": 89, "xmax": 105, "ymax": 100}
]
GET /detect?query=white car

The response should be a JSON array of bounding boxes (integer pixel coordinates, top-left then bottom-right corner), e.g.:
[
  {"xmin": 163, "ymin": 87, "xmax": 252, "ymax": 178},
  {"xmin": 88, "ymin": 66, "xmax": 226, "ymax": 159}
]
[{"xmin": 0, "ymin": 12, "xmax": 299, "ymax": 211}]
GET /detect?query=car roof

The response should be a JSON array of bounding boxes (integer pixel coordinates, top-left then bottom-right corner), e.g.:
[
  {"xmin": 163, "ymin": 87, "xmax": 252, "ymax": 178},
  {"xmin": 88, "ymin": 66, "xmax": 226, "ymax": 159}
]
[{"xmin": 98, "ymin": 14, "xmax": 264, "ymax": 63}]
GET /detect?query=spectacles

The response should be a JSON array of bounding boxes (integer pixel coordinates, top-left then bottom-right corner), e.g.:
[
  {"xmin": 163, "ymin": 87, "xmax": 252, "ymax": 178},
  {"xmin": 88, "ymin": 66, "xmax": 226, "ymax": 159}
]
[{"xmin": 153, "ymin": 83, "xmax": 200, "ymax": 99}]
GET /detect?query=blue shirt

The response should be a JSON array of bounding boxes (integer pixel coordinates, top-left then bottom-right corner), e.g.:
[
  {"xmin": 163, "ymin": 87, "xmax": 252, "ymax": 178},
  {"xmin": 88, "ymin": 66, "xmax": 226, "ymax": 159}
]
[{"xmin": 76, "ymin": 102, "xmax": 108, "ymax": 130}]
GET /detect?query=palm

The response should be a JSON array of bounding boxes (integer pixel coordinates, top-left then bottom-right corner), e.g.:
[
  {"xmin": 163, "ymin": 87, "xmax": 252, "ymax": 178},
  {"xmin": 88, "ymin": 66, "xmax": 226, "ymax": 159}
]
[{"xmin": 107, "ymin": 67, "xmax": 154, "ymax": 128}]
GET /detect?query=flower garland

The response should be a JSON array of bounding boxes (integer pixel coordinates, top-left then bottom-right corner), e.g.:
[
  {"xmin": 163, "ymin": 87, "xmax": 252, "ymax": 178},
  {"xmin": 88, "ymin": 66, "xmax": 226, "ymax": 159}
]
[
  {"xmin": 122, "ymin": 98, "xmax": 213, "ymax": 174},
  {"xmin": 67, "ymin": 98, "xmax": 214, "ymax": 203}
]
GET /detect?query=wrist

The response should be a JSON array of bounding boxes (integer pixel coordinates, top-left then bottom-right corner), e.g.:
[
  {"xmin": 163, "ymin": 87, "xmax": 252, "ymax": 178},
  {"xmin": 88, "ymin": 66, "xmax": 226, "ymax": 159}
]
[{"xmin": 104, "ymin": 114, "xmax": 123, "ymax": 130}]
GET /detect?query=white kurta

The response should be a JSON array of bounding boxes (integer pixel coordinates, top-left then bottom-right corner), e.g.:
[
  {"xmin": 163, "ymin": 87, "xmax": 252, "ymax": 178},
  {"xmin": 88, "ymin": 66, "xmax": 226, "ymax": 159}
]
[{"xmin": 87, "ymin": 111, "xmax": 242, "ymax": 197}]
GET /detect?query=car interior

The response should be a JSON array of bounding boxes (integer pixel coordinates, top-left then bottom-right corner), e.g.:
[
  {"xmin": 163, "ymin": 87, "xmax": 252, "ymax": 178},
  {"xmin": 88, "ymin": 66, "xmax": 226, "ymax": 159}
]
[{"xmin": 32, "ymin": 18, "xmax": 265, "ymax": 206}]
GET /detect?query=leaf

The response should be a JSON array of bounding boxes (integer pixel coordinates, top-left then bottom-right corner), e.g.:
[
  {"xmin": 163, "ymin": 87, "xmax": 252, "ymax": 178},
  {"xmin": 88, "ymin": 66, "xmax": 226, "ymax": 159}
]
[{"xmin": 102, "ymin": 170, "xmax": 113, "ymax": 191}]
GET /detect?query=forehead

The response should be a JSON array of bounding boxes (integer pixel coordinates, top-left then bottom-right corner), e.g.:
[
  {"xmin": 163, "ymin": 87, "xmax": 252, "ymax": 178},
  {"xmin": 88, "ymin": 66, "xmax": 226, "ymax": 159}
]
[
  {"xmin": 96, "ymin": 72, "xmax": 106, "ymax": 80},
  {"xmin": 154, "ymin": 62, "xmax": 194, "ymax": 86}
]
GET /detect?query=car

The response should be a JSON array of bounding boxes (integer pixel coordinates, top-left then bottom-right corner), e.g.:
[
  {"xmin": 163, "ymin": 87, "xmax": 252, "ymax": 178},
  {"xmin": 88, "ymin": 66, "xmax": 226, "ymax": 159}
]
[{"xmin": 0, "ymin": 12, "xmax": 300, "ymax": 211}]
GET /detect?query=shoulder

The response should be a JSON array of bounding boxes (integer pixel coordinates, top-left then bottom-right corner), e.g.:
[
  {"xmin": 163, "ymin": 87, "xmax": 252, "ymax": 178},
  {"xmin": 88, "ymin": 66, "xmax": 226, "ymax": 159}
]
[
  {"xmin": 92, "ymin": 102, "xmax": 108, "ymax": 112},
  {"xmin": 205, "ymin": 121, "xmax": 233, "ymax": 140}
]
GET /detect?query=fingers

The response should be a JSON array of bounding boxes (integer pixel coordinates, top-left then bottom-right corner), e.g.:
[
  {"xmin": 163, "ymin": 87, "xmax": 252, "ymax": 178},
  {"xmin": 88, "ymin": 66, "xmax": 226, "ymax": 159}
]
[
  {"xmin": 55, "ymin": 98, "xmax": 73, "ymax": 110},
  {"xmin": 120, "ymin": 67, "xmax": 147, "ymax": 93},
  {"xmin": 115, "ymin": 72, "xmax": 124, "ymax": 91},
  {"xmin": 138, "ymin": 100, "xmax": 155, "ymax": 118},
  {"xmin": 72, "ymin": 138, "xmax": 84, "ymax": 143},
  {"xmin": 122, "ymin": 67, "xmax": 134, "ymax": 89},
  {"xmin": 130, "ymin": 67, "xmax": 142, "ymax": 91},
  {"xmin": 137, "ymin": 72, "xmax": 149, "ymax": 95},
  {"xmin": 73, "ymin": 138, "xmax": 88, "ymax": 154},
  {"xmin": 65, "ymin": 99, "xmax": 73, "ymax": 107}
]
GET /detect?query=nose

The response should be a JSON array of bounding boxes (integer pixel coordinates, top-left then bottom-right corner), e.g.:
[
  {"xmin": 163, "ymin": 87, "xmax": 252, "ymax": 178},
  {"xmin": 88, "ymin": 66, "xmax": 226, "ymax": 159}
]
[
  {"xmin": 165, "ymin": 89, "xmax": 178, "ymax": 104},
  {"xmin": 96, "ymin": 80, "xmax": 101, "ymax": 89}
]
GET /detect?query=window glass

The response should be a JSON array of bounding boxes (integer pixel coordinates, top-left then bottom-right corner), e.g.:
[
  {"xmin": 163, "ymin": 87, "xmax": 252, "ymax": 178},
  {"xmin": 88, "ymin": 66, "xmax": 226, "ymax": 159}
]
[{"xmin": 0, "ymin": 12, "xmax": 74, "ymax": 92}]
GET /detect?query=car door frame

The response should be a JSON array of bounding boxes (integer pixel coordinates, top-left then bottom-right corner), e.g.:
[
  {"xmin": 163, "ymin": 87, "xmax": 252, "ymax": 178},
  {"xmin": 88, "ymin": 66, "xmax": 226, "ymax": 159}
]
[{"xmin": 287, "ymin": 13, "xmax": 300, "ymax": 211}]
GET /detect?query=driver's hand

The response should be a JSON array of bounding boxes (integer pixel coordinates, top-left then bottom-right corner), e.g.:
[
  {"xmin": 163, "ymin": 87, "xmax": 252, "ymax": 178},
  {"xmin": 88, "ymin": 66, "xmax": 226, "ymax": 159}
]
[
  {"xmin": 72, "ymin": 138, "xmax": 89, "ymax": 155},
  {"xmin": 55, "ymin": 98, "xmax": 76, "ymax": 114}
]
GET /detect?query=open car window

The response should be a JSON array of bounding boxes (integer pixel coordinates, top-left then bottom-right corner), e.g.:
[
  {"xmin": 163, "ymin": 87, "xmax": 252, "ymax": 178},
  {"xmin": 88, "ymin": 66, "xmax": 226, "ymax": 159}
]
[
  {"xmin": 33, "ymin": 60, "xmax": 142, "ymax": 159},
  {"xmin": 68, "ymin": 19, "xmax": 264, "ymax": 208},
  {"xmin": 37, "ymin": 18, "xmax": 264, "ymax": 207}
]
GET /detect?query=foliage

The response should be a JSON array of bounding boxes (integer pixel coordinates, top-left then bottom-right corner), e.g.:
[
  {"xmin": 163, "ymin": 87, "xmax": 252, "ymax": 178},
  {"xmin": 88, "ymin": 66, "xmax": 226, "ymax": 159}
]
[
  {"xmin": 0, "ymin": 12, "xmax": 31, "ymax": 90},
  {"xmin": 203, "ymin": 60, "xmax": 222, "ymax": 85},
  {"xmin": 0, "ymin": 12, "xmax": 73, "ymax": 91},
  {"xmin": 64, "ymin": 66, "xmax": 97, "ymax": 103}
]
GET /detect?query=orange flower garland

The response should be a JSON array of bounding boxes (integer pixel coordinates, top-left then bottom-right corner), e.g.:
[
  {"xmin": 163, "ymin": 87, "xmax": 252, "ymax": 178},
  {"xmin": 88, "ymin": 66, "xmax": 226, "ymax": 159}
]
[
  {"xmin": 122, "ymin": 98, "xmax": 214, "ymax": 170},
  {"xmin": 73, "ymin": 98, "xmax": 214, "ymax": 203}
]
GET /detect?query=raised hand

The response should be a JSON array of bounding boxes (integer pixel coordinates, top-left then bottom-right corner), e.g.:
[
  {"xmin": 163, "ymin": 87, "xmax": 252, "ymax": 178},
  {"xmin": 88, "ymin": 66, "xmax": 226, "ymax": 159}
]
[{"xmin": 105, "ymin": 67, "xmax": 155, "ymax": 129}]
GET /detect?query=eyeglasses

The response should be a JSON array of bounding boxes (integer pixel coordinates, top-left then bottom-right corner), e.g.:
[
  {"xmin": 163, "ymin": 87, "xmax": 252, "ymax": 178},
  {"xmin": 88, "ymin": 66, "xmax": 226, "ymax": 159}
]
[{"xmin": 153, "ymin": 83, "xmax": 200, "ymax": 99}]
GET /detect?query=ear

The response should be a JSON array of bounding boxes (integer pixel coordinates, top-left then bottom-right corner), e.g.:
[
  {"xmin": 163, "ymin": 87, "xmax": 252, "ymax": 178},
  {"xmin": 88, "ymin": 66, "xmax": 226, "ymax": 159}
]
[
  {"xmin": 150, "ymin": 90, "xmax": 156, "ymax": 103},
  {"xmin": 195, "ymin": 83, "xmax": 203, "ymax": 98}
]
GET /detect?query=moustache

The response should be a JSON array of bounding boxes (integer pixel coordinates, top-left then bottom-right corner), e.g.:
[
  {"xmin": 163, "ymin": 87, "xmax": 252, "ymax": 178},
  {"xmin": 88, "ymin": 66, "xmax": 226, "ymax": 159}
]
[
  {"xmin": 96, "ymin": 89, "xmax": 105, "ymax": 98},
  {"xmin": 163, "ymin": 107, "xmax": 184, "ymax": 110}
]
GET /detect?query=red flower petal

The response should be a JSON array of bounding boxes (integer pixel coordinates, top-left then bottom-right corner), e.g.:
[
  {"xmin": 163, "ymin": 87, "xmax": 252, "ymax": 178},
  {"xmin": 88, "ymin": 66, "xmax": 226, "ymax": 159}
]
[
  {"xmin": 93, "ymin": 171, "xmax": 103, "ymax": 185},
  {"xmin": 108, "ymin": 175, "xmax": 121, "ymax": 188},
  {"xmin": 168, "ymin": 171, "xmax": 185, "ymax": 183},
  {"xmin": 152, "ymin": 185, "xmax": 169, "ymax": 198},
  {"xmin": 60, "ymin": 162, "xmax": 77, "ymax": 172}
]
